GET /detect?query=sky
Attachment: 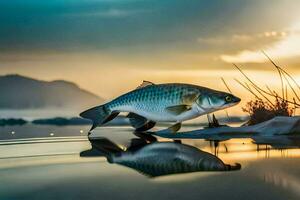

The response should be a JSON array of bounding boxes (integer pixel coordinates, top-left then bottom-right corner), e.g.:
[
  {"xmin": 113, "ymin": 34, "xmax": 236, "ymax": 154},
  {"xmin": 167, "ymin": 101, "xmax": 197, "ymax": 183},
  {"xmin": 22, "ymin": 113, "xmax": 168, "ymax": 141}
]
[{"xmin": 1, "ymin": 0, "xmax": 300, "ymax": 114}]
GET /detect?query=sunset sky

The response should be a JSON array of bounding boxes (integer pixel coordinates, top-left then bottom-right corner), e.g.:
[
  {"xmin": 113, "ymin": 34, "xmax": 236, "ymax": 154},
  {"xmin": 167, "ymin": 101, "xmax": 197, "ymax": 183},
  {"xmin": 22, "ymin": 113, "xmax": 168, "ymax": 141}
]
[{"xmin": 1, "ymin": 0, "xmax": 300, "ymax": 113}]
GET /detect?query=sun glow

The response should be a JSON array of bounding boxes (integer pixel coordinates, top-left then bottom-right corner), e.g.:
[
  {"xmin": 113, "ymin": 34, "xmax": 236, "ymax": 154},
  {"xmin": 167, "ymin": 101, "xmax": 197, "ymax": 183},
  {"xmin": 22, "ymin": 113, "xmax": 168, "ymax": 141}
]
[{"xmin": 221, "ymin": 21, "xmax": 300, "ymax": 63}]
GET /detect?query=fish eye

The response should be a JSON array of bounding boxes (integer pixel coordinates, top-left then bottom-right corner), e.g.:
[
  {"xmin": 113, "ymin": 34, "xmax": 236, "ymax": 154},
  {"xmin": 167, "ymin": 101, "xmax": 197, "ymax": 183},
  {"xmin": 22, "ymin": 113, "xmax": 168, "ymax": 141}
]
[{"xmin": 225, "ymin": 95, "xmax": 232, "ymax": 102}]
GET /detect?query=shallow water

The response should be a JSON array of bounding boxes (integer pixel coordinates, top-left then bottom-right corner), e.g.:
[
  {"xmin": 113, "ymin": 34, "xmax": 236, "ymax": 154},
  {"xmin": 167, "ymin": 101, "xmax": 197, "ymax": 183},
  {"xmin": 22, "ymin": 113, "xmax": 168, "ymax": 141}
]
[{"xmin": 1, "ymin": 125, "xmax": 300, "ymax": 200}]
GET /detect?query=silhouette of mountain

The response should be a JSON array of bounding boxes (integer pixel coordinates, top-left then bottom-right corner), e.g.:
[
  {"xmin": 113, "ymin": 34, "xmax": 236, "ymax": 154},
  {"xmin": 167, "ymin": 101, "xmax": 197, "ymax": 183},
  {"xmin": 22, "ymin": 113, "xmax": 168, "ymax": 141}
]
[{"xmin": 0, "ymin": 74, "xmax": 103, "ymax": 109}]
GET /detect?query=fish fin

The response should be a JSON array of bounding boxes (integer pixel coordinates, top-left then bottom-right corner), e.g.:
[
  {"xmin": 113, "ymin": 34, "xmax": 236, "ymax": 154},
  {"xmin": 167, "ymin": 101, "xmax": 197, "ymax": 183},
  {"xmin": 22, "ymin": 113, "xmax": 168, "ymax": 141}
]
[
  {"xmin": 137, "ymin": 80, "xmax": 155, "ymax": 89},
  {"xmin": 79, "ymin": 148, "xmax": 105, "ymax": 157},
  {"xmin": 127, "ymin": 138, "xmax": 149, "ymax": 151},
  {"xmin": 127, "ymin": 112, "xmax": 148, "ymax": 128},
  {"xmin": 80, "ymin": 137, "xmax": 123, "ymax": 161},
  {"xmin": 89, "ymin": 137, "xmax": 124, "ymax": 163},
  {"xmin": 133, "ymin": 131, "xmax": 157, "ymax": 142},
  {"xmin": 168, "ymin": 123, "xmax": 182, "ymax": 134},
  {"xmin": 80, "ymin": 104, "xmax": 113, "ymax": 132},
  {"xmin": 91, "ymin": 137, "xmax": 123, "ymax": 154},
  {"xmin": 135, "ymin": 121, "xmax": 156, "ymax": 132},
  {"xmin": 102, "ymin": 112, "xmax": 120, "ymax": 124},
  {"xmin": 147, "ymin": 123, "xmax": 182, "ymax": 135},
  {"xmin": 165, "ymin": 105, "xmax": 192, "ymax": 115},
  {"xmin": 226, "ymin": 163, "xmax": 241, "ymax": 171},
  {"xmin": 182, "ymin": 92, "xmax": 199, "ymax": 104}
]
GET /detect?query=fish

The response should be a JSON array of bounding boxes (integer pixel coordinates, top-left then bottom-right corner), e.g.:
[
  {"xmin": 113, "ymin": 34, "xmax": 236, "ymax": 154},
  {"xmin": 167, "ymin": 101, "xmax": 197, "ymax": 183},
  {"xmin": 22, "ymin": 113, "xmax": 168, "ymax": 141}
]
[
  {"xmin": 81, "ymin": 138, "xmax": 241, "ymax": 177},
  {"xmin": 80, "ymin": 81, "xmax": 241, "ymax": 132}
]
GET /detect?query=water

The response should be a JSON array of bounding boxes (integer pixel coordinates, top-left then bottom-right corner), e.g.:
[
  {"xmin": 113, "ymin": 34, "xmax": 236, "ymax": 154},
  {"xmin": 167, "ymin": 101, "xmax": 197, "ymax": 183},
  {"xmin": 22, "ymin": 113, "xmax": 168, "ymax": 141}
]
[
  {"xmin": 1, "ymin": 125, "xmax": 300, "ymax": 200},
  {"xmin": 0, "ymin": 109, "xmax": 79, "ymax": 121}
]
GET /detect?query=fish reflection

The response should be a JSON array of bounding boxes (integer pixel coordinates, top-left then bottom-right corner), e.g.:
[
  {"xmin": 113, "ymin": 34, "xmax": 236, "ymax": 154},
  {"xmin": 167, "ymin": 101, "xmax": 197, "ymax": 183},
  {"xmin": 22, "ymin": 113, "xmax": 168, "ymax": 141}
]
[{"xmin": 81, "ymin": 137, "xmax": 241, "ymax": 177}]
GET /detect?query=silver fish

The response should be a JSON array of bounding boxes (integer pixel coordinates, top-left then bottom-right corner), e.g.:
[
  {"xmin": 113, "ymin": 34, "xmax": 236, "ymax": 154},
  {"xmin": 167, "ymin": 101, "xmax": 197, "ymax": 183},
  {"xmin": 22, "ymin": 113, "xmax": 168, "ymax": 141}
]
[
  {"xmin": 80, "ymin": 81, "xmax": 241, "ymax": 131},
  {"xmin": 82, "ymin": 138, "xmax": 241, "ymax": 177}
]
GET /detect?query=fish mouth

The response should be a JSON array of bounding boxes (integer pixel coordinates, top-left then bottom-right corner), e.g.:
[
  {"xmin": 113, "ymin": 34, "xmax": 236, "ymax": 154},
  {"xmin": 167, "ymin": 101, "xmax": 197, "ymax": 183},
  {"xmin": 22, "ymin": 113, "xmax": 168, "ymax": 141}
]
[
  {"xmin": 229, "ymin": 95, "xmax": 241, "ymax": 104},
  {"xmin": 233, "ymin": 96, "xmax": 241, "ymax": 103}
]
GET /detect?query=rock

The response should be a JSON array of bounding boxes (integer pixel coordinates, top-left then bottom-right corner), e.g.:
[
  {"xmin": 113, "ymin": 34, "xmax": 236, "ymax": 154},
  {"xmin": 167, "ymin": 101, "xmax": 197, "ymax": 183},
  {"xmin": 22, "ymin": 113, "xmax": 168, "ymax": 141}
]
[{"xmin": 152, "ymin": 116, "xmax": 300, "ymax": 139}]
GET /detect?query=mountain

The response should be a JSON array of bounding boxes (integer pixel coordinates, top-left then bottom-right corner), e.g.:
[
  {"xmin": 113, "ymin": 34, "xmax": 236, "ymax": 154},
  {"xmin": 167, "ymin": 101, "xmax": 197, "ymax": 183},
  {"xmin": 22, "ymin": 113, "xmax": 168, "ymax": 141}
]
[{"xmin": 0, "ymin": 74, "xmax": 103, "ymax": 109}]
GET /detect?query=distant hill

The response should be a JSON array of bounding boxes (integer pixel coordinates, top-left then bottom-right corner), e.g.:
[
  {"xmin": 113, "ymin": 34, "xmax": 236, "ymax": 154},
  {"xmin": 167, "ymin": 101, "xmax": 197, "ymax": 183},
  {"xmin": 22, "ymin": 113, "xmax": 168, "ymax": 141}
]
[{"xmin": 0, "ymin": 74, "xmax": 103, "ymax": 109}]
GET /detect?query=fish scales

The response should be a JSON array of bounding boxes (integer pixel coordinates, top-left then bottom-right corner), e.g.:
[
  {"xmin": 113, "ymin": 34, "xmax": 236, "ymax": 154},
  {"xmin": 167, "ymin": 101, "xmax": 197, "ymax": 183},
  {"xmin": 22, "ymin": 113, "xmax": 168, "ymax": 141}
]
[
  {"xmin": 108, "ymin": 84, "xmax": 200, "ymax": 120},
  {"xmin": 80, "ymin": 82, "xmax": 241, "ymax": 130}
]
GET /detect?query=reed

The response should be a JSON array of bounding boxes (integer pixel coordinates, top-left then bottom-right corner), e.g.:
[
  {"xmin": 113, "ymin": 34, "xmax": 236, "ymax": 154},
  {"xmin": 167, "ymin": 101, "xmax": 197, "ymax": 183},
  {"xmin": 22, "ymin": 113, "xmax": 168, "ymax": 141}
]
[{"xmin": 234, "ymin": 53, "xmax": 298, "ymax": 125}]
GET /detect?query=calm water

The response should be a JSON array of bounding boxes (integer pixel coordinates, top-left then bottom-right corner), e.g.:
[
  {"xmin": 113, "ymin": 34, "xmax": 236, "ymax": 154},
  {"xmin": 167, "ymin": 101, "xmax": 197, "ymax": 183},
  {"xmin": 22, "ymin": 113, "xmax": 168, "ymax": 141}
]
[{"xmin": 1, "ymin": 125, "xmax": 300, "ymax": 200}]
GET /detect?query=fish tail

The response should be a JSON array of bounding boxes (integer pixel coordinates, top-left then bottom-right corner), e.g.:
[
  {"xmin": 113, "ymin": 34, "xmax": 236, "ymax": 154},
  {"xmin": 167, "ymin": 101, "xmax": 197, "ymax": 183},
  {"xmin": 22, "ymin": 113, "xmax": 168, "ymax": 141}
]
[
  {"xmin": 90, "ymin": 137, "xmax": 123, "ymax": 163},
  {"xmin": 80, "ymin": 137, "xmax": 123, "ymax": 163},
  {"xmin": 80, "ymin": 104, "xmax": 119, "ymax": 131},
  {"xmin": 226, "ymin": 163, "xmax": 241, "ymax": 171}
]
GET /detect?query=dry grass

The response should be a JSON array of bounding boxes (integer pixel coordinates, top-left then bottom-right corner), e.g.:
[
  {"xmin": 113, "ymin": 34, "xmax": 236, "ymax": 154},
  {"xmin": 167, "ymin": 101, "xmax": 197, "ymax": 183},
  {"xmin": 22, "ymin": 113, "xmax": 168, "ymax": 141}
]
[
  {"xmin": 242, "ymin": 98, "xmax": 293, "ymax": 126},
  {"xmin": 234, "ymin": 52, "xmax": 299, "ymax": 125}
]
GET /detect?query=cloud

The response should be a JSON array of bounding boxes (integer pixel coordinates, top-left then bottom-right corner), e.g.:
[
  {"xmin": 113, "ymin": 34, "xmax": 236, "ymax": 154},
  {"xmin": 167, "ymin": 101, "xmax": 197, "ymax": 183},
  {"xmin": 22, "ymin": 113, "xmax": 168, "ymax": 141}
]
[
  {"xmin": 197, "ymin": 31, "xmax": 285, "ymax": 46},
  {"xmin": 220, "ymin": 22, "xmax": 300, "ymax": 63},
  {"xmin": 66, "ymin": 8, "xmax": 146, "ymax": 18},
  {"xmin": 220, "ymin": 50, "xmax": 266, "ymax": 63},
  {"xmin": 1, "ymin": 0, "xmax": 299, "ymax": 57},
  {"xmin": 197, "ymin": 34, "xmax": 251, "ymax": 45}
]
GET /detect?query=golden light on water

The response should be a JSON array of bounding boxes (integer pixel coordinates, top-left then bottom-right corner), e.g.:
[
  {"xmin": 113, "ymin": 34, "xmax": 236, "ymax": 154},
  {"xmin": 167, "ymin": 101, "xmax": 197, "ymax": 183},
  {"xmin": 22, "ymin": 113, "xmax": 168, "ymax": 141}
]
[{"xmin": 199, "ymin": 138, "xmax": 300, "ymax": 163}]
